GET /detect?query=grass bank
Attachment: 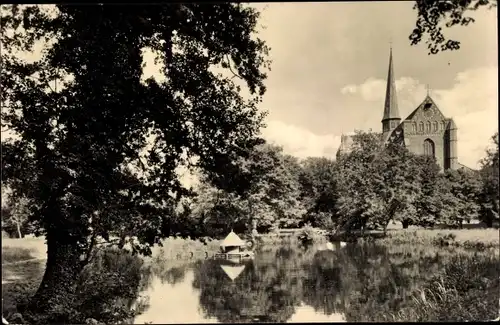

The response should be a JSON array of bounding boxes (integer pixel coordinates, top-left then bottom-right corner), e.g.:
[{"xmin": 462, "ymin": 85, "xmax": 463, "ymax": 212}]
[
  {"xmin": 370, "ymin": 229, "xmax": 499, "ymax": 322},
  {"xmin": 1, "ymin": 236, "xmax": 221, "ymax": 324},
  {"xmin": 381, "ymin": 228, "xmax": 499, "ymax": 251}
]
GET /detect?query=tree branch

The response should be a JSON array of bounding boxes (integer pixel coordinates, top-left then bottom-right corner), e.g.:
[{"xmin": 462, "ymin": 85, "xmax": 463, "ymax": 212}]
[{"xmin": 225, "ymin": 55, "xmax": 243, "ymax": 80}]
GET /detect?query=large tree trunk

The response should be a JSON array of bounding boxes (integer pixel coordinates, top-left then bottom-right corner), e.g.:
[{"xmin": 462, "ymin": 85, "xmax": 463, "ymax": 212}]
[
  {"xmin": 24, "ymin": 227, "xmax": 85, "ymax": 323},
  {"xmin": 402, "ymin": 220, "xmax": 410, "ymax": 229}
]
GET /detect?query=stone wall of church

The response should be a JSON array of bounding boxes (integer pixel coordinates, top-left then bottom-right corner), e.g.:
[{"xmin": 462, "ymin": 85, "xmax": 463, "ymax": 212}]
[{"xmin": 402, "ymin": 119, "xmax": 447, "ymax": 170}]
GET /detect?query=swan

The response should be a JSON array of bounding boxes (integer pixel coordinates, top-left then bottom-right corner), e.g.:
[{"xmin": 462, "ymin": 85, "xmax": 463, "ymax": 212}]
[
  {"xmin": 325, "ymin": 242, "xmax": 334, "ymax": 250},
  {"xmin": 321, "ymin": 241, "xmax": 347, "ymax": 251}
]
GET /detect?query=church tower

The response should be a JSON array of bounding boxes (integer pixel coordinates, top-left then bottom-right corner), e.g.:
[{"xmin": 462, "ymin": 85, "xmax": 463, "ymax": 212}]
[
  {"xmin": 445, "ymin": 119, "xmax": 458, "ymax": 170},
  {"xmin": 381, "ymin": 47, "xmax": 401, "ymax": 140}
]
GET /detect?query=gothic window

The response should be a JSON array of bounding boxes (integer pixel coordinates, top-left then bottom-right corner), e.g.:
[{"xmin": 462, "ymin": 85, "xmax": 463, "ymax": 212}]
[
  {"xmin": 412, "ymin": 123, "xmax": 417, "ymax": 133},
  {"xmin": 433, "ymin": 121, "xmax": 438, "ymax": 132},
  {"xmin": 426, "ymin": 121, "xmax": 431, "ymax": 133},
  {"xmin": 423, "ymin": 139, "xmax": 435, "ymax": 157},
  {"xmin": 419, "ymin": 122, "xmax": 424, "ymax": 132},
  {"xmin": 441, "ymin": 121, "xmax": 446, "ymax": 130}
]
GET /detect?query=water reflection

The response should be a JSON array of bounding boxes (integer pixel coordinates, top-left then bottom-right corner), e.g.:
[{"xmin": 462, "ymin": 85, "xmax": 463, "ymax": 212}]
[
  {"xmin": 133, "ymin": 270, "xmax": 218, "ymax": 324},
  {"xmin": 131, "ymin": 241, "xmax": 498, "ymax": 323}
]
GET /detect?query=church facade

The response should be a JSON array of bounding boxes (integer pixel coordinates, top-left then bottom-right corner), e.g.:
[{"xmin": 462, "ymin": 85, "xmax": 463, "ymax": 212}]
[{"xmin": 337, "ymin": 48, "xmax": 465, "ymax": 171}]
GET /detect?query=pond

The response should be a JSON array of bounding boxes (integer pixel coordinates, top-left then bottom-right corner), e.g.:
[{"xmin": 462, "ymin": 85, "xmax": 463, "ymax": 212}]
[{"xmin": 128, "ymin": 240, "xmax": 498, "ymax": 323}]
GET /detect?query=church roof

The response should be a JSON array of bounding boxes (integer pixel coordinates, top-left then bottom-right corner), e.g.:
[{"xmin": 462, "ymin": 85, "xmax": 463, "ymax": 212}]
[
  {"xmin": 457, "ymin": 162, "xmax": 477, "ymax": 172},
  {"xmin": 382, "ymin": 47, "xmax": 401, "ymax": 122},
  {"xmin": 405, "ymin": 95, "xmax": 446, "ymax": 121},
  {"xmin": 220, "ymin": 230, "xmax": 245, "ymax": 247}
]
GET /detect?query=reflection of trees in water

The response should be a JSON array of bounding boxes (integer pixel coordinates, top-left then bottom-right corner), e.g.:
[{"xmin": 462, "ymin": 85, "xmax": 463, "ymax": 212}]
[
  {"xmin": 302, "ymin": 243, "xmax": 499, "ymax": 322},
  {"xmin": 300, "ymin": 244, "xmax": 449, "ymax": 321},
  {"xmin": 302, "ymin": 250, "xmax": 345, "ymax": 316},
  {"xmin": 152, "ymin": 265, "xmax": 188, "ymax": 286},
  {"xmin": 141, "ymin": 260, "xmax": 191, "ymax": 291},
  {"xmin": 192, "ymin": 244, "xmax": 307, "ymax": 323},
  {"xmin": 135, "ymin": 242, "xmax": 498, "ymax": 323}
]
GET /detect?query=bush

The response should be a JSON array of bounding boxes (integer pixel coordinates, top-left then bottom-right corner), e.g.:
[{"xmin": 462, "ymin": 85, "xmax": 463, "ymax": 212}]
[
  {"xmin": 14, "ymin": 248, "xmax": 148, "ymax": 325},
  {"xmin": 432, "ymin": 233, "xmax": 457, "ymax": 247},
  {"xmin": 296, "ymin": 224, "xmax": 322, "ymax": 247},
  {"xmin": 71, "ymin": 248, "xmax": 147, "ymax": 324}
]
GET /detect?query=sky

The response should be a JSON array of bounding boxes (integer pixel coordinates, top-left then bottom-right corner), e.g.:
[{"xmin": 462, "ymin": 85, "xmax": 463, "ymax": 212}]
[{"xmin": 248, "ymin": 2, "xmax": 498, "ymax": 169}]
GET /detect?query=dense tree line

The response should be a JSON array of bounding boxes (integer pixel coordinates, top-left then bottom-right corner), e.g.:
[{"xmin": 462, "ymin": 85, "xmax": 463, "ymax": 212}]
[
  {"xmin": 188, "ymin": 130, "xmax": 499, "ymax": 236},
  {"xmin": 6, "ymin": 131, "xmax": 495, "ymax": 239}
]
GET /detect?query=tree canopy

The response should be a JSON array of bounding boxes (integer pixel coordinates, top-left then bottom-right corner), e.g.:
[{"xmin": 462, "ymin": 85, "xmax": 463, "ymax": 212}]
[
  {"xmin": 1, "ymin": 4, "xmax": 270, "ymax": 322},
  {"xmin": 189, "ymin": 143, "xmax": 306, "ymax": 236},
  {"xmin": 410, "ymin": 0, "xmax": 497, "ymax": 54}
]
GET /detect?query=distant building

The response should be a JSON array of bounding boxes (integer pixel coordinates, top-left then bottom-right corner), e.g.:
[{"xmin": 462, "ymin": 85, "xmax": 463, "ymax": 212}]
[{"xmin": 337, "ymin": 48, "xmax": 470, "ymax": 172}]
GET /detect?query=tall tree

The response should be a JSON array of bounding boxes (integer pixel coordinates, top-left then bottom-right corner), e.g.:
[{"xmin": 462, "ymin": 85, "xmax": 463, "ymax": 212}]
[
  {"xmin": 335, "ymin": 131, "xmax": 383, "ymax": 233},
  {"xmin": 411, "ymin": 155, "xmax": 442, "ymax": 228},
  {"xmin": 335, "ymin": 131, "xmax": 424, "ymax": 234},
  {"xmin": 191, "ymin": 143, "xmax": 306, "ymax": 235},
  {"xmin": 478, "ymin": 132, "xmax": 499, "ymax": 227},
  {"xmin": 1, "ymin": 195, "xmax": 32, "ymax": 239},
  {"xmin": 1, "ymin": 4, "xmax": 269, "ymax": 322},
  {"xmin": 440, "ymin": 168, "xmax": 482, "ymax": 227},
  {"xmin": 298, "ymin": 157, "xmax": 338, "ymax": 229},
  {"xmin": 410, "ymin": 0, "xmax": 497, "ymax": 54}
]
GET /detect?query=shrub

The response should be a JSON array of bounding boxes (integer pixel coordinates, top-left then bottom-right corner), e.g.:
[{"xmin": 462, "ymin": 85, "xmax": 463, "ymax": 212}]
[
  {"xmin": 296, "ymin": 224, "xmax": 321, "ymax": 247},
  {"xmin": 72, "ymin": 248, "xmax": 147, "ymax": 324},
  {"xmin": 432, "ymin": 233, "xmax": 457, "ymax": 247},
  {"xmin": 15, "ymin": 248, "xmax": 148, "ymax": 324}
]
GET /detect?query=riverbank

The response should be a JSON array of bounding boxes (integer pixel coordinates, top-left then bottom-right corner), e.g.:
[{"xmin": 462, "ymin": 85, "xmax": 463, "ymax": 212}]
[
  {"xmin": 1, "ymin": 236, "xmax": 221, "ymax": 324},
  {"xmin": 2, "ymin": 228, "xmax": 499, "ymax": 323},
  {"xmin": 375, "ymin": 230, "xmax": 499, "ymax": 322}
]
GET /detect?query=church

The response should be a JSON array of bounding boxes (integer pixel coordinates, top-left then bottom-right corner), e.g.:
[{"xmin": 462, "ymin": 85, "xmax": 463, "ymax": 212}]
[{"xmin": 337, "ymin": 48, "xmax": 469, "ymax": 171}]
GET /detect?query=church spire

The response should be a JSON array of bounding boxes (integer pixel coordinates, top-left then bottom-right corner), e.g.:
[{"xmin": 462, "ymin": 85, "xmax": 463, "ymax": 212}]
[{"xmin": 382, "ymin": 47, "xmax": 401, "ymax": 122}]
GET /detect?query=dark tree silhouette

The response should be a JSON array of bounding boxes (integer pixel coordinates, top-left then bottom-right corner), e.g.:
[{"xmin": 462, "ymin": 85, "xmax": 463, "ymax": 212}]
[
  {"xmin": 1, "ymin": 4, "xmax": 270, "ymax": 322},
  {"xmin": 410, "ymin": 0, "xmax": 497, "ymax": 54}
]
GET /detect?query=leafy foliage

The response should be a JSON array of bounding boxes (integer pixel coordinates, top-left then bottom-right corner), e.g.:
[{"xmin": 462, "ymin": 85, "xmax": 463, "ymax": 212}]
[
  {"xmin": 412, "ymin": 156, "xmax": 442, "ymax": 227},
  {"xmin": 298, "ymin": 157, "xmax": 338, "ymax": 228},
  {"xmin": 439, "ymin": 168, "xmax": 482, "ymax": 227},
  {"xmin": 410, "ymin": 0, "xmax": 497, "ymax": 54},
  {"xmin": 1, "ymin": 3, "xmax": 270, "ymax": 320},
  {"xmin": 478, "ymin": 132, "xmax": 499, "ymax": 227},
  {"xmin": 1, "ymin": 194, "xmax": 36, "ymax": 238},
  {"xmin": 335, "ymin": 131, "xmax": 426, "ymax": 233},
  {"xmin": 189, "ymin": 143, "xmax": 306, "ymax": 236}
]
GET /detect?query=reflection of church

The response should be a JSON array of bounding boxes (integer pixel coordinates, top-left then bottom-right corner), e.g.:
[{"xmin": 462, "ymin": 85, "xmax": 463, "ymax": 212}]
[{"xmin": 337, "ymin": 48, "xmax": 469, "ymax": 171}]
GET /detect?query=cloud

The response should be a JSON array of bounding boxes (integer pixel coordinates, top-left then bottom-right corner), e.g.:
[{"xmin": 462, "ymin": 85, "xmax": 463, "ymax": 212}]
[
  {"xmin": 261, "ymin": 120, "xmax": 341, "ymax": 159},
  {"xmin": 340, "ymin": 66, "xmax": 498, "ymax": 168},
  {"xmin": 341, "ymin": 76, "xmax": 427, "ymax": 109},
  {"xmin": 434, "ymin": 66, "xmax": 498, "ymax": 168}
]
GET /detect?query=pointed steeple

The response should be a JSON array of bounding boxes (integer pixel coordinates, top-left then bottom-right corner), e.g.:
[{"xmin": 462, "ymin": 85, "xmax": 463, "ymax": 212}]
[{"xmin": 382, "ymin": 47, "xmax": 401, "ymax": 122}]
